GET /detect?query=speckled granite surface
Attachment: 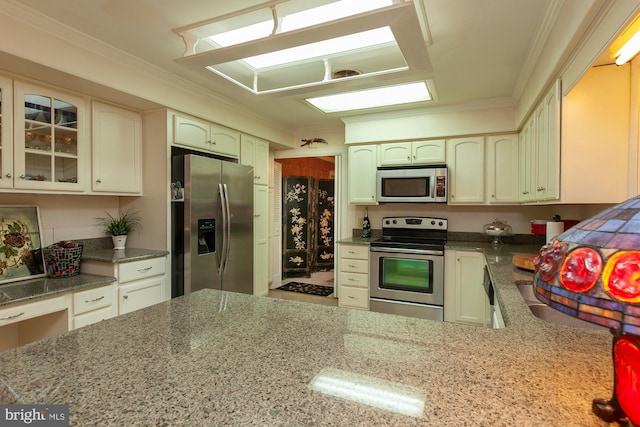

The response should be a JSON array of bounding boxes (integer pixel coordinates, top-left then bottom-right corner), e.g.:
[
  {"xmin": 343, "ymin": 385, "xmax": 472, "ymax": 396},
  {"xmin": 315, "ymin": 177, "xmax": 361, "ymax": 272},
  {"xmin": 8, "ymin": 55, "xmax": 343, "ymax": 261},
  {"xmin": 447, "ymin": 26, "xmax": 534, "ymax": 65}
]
[
  {"xmin": 0, "ymin": 242, "xmax": 615, "ymax": 426},
  {"xmin": 0, "ymin": 243, "xmax": 166, "ymax": 307},
  {"xmin": 0, "ymin": 274, "xmax": 115, "ymax": 307}
]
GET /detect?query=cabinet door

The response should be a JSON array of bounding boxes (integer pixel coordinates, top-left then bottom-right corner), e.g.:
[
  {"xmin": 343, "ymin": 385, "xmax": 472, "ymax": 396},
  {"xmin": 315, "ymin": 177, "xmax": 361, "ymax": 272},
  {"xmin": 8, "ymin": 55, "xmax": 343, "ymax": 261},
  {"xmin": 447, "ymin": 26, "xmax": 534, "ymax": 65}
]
[
  {"xmin": 254, "ymin": 139, "xmax": 269, "ymax": 185},
  {"xmin": 92, "ymin": 101, "xmax": 142, "ymax": 194},
  {"xmin": 173, "ymin": 114, "xmax": 211, "ymax": 152},
  {"xmin": 0, "ymin": 76, "xmax": 13, "ymax": 189},
  {"xmin": 518, "ymin": 117, "xmax": 536, "ymax": 203},
  {"xmin": 378, "ymin": 142, "xmax": 412, "ymax": 166},
  {"xmin": 14, "ymin": 82, "xmax": 85, "ymax": 192},
  {"xmin": 119, "ymin": 277, "xmax": 164, "ymax": 315},
  {"xmin": 486, "ymin": 134, "xmax": 519, "ymax": 204},
  {"xmin": 412, "ymin": 140, "xmax": 446, "ymax": 164},
  {"xmin": 536, "ymin": 84, "xmax": 560, "ymax": 201},
  {"xmin": 253, "ymin": 185, "xmax": 269, "ymax": 296},
  {"xmin": 447, "ymin": 137, "xmax": 485, "ymax": 204},
  {"xmin": 444, "ymin": 250, "xmax": 488, "ymax": 326},
  {"xmin": 348, "ymin": 145, "xmax": 378, "ymax": 204},
  {"xmin": 211, "ymin": 124, "xmax": 240, "ymax": 158}
]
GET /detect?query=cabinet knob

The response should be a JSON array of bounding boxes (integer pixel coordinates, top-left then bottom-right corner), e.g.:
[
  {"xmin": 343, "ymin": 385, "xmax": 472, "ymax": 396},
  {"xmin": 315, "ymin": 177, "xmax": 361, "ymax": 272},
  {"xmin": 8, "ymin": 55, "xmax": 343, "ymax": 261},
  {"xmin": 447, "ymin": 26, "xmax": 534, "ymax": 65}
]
[
  {"xmin": 413, "ymin": 155, "xmax": 416, "ymax": 159},
  {"xmin": 123, "ymin": 295, "xmax": 129, "ymax": 299},
  {"xmin": 254, "ymin": 214, "xmax": 260, "ymax": 217},
  {"xmin": 407, "ymin": 156, "xmax": 411, "ymax": 160},
  {"xmin": 4, "ymin": 173, "xmax": 11, "ymax": 178},
  {"xmin": 19, "ymin": 174, "xmax": 25, "ymax": 179},
  {"xmin": 96, "ymin": 179, "xmax": 102, "ymax": 183}
]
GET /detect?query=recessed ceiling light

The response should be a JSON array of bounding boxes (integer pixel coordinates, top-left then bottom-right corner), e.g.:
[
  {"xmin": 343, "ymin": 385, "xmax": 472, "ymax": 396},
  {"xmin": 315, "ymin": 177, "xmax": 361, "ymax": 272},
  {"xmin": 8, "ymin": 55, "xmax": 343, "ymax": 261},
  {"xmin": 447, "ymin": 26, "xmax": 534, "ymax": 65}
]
[{"xmin": 305, "ymin": 81, "xmax": 433, "ymax": 113}]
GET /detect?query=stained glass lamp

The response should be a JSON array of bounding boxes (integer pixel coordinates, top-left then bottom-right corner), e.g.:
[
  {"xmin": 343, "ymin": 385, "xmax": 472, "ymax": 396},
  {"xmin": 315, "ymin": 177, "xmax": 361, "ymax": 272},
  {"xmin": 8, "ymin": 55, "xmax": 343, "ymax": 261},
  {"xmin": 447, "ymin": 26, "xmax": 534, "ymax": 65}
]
[{"xmin": 533, "ymin": 196, "xmax": 640, "ymax": 425}]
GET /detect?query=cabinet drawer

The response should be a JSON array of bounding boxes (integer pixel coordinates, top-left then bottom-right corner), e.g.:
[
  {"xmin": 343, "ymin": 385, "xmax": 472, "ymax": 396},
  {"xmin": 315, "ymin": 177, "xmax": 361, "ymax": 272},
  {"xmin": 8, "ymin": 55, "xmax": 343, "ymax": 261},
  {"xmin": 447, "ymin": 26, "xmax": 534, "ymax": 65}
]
[
  {"xmin": 119, "ymin": 257, "xmax": 166, "ymax": 284},
  {"xmin": 340, "ymin": 245, "xmax": 369, "ymax": 260},
  {"xmin": 340, "ymin": 259, "xmax": 368, "ymax": 274},
  {"xmin": 339, "ymin": 286, "xmax": 369, "ymax": 310},
  {"xmin": 339, "ymin": 272, "xmax": 368, "ymax": 289},
  {"xmin": 73, "ymin": 285, "xmax": 114, "ymax": 315},
  {"xmin": 73, "ymin": 306, "xmax": 115, "ymax": 329},
  {"xmin": 0, "ymin": 295, "xmax": 68, "ymax": 327}
]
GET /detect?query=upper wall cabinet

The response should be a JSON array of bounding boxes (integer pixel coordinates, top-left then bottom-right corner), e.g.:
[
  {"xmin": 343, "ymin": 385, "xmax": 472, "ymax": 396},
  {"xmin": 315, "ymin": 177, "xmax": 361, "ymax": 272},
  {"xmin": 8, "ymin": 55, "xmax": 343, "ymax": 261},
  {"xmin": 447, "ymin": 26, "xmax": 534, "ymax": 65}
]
[
  {"xmin": 447, "ymin": 137, "xmax": 485, "ymax": 204},
  {"xmin": 348, "ymin": 145, "xmax": 378, "ymax": 204},
  {"xmin": 91, "ymin": 101, "xmax": 142, "ymax": 195},
  {"xmin": 378, "ymin": 140, "xmax": 446, "ymax": 166},
  {"xmin": 173, "ymin": 113, "xmax": 239, "ymax": 159},
  {"xmin": 0, "ymin": 76, "xmax": 12, "ymax": 189},
  {"xmin": 240, "ymin": 134, "xmax": 269, "ymax": 186},
  {"xmin": 12, "ymin": 82, "xmax": 85, "ymax": 192},
  {"xmin": 486, "ymin": 134, "xmax": 519, "ymax": 204},
  {"xmin": 518, "ymin": 82, "xmax": 560, "ymax": 203}
]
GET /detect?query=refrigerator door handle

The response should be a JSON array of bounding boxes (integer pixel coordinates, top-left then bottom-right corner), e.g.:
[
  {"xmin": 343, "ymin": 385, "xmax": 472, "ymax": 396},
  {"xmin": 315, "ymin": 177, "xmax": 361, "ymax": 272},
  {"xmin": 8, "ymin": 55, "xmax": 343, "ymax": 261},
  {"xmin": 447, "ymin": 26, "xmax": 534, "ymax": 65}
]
[
  {"xmin": 218, "ymin": 183, "xmax": 228, "ymax": 273},
  {"xmin": 222, "ymin": 183, "xmax": 232, "ymax": 272}
]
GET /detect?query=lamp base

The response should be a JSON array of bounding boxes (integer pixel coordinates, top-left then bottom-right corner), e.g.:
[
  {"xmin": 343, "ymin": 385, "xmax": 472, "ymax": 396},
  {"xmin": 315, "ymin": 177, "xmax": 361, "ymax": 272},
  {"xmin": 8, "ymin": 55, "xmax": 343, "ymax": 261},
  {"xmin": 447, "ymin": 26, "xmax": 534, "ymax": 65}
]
[{"xmin": 592, "ymin": 397, "xmax": 625, "ymax": 423}]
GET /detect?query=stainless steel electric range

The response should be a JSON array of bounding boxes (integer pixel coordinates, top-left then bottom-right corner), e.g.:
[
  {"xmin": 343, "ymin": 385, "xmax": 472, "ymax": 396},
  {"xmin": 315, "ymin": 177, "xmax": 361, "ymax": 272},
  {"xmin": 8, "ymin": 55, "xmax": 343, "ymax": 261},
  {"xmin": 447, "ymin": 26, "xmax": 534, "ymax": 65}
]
[{"xmin": 369, "ymin": 216, "xmax": 447, "ymax": 321}]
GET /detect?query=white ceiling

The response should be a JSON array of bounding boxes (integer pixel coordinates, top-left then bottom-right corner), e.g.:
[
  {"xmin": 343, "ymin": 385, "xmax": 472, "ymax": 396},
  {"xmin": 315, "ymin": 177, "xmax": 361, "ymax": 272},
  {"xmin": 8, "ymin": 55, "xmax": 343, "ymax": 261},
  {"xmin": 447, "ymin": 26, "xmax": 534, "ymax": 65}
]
[{"xmin": 11, "ymin": 0, "xmax": 581, "ymax": 129}]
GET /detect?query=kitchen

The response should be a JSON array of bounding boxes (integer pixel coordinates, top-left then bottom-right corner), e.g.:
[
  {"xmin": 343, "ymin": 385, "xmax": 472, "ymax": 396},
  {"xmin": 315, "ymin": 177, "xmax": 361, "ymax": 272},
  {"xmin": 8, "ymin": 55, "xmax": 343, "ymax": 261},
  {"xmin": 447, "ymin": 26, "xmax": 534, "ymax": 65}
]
[{"xmin": 1, "ymin": 0, "xmax": 640, "ymax": 425}]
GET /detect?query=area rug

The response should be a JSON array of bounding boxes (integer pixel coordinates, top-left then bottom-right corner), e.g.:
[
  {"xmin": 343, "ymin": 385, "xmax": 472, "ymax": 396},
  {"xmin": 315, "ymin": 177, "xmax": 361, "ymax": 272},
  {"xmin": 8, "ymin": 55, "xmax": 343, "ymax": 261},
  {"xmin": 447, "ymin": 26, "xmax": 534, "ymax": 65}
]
[{"xmin": 277, "ymin": 282, "xmax": 334, "ymax": 297}]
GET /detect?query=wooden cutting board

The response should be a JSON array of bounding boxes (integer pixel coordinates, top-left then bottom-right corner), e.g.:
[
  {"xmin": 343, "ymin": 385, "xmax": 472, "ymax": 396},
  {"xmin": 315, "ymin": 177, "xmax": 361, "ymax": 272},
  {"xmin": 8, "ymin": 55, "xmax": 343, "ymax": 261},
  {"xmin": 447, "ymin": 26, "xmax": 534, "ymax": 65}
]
[{"xmin": 512, "ymin": 254, "xmax": 537, "ymax": 271}]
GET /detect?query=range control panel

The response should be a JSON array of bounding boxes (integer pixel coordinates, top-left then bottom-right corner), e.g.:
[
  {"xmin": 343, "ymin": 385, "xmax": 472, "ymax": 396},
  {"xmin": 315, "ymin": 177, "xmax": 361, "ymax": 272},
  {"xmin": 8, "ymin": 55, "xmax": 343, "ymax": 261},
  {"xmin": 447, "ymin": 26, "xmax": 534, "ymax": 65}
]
[{"xmin": 381, "ymin": 216, "xmax": 448, "ymax": 231}]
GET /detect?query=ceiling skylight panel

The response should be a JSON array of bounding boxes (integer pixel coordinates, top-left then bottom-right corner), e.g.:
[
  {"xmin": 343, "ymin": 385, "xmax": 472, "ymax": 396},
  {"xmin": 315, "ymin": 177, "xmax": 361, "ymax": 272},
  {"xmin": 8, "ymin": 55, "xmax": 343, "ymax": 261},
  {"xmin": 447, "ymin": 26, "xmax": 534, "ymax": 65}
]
[
  {"xmin": 306, "ymin": 82, "xmax": 432, "ymax": 112},
  {"xmin": 281, "ymin": 0, "xmax": 394, "ymax": 32},
  {"xmin": 242, "ymin": 27, "xmax": 395, "ymax": 69}
]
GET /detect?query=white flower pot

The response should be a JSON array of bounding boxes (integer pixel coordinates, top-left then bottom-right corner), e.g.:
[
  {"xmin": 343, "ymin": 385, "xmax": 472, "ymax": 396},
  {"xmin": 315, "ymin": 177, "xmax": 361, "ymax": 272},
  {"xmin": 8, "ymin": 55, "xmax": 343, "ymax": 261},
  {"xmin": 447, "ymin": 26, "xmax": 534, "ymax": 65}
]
[{"xmin": 112, "ymin": 235, "xmax": 127, "ymax": 250}]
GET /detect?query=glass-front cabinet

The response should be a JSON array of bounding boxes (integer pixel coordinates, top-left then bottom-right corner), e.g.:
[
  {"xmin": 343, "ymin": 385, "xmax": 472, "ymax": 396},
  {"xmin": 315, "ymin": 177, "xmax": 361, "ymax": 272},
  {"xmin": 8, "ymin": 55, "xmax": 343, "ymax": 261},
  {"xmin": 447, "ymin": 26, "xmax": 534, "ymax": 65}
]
[
  {"xmin": 0, "ymin": 76, "xmax": 12, "ymax": 189},
  {"xmin": 13, "ymin": 82, "xmax": 85, "ymax": 191}
]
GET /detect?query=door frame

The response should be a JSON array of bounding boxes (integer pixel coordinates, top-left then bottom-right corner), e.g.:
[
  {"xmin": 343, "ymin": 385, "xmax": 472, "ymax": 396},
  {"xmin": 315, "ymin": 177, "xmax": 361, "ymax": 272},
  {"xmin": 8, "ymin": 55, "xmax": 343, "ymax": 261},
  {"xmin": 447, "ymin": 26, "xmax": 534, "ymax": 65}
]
[{"xmin": 273, "ymin": 149, "xmax": 346, "ymax": 298}]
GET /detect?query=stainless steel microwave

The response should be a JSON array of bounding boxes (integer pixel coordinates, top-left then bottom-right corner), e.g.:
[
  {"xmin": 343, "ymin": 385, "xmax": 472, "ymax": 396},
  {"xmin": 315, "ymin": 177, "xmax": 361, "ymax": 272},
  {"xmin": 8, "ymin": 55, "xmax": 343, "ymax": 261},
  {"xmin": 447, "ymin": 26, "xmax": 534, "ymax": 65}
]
[{"xmin": 376, "ymin": 166, "xmax": 447, "ymax": 203}]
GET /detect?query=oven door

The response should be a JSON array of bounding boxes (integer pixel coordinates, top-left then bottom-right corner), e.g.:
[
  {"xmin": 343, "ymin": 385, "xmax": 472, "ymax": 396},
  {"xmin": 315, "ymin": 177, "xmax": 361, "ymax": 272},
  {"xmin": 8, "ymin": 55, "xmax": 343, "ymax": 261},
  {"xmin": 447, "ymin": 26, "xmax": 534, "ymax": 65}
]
[{"xmin": 369, "ymin": 247, "xmax": 444, "ymax": 306}]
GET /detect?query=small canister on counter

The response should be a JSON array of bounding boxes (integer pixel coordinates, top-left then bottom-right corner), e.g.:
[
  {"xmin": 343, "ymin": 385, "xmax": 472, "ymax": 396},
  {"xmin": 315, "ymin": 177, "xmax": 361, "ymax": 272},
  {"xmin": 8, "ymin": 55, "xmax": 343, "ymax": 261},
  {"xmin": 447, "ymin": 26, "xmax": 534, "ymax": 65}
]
[{"xmin": 531, "ymin": 219, "xmax": 547, "ymax": 235}]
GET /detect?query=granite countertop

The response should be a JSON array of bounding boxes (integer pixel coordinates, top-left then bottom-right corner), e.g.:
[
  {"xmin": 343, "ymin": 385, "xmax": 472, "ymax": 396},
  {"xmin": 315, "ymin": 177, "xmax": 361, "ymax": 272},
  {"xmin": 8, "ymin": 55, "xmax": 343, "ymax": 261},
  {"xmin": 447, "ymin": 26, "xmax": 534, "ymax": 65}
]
[
  {"xmin": 0, "ymin": 246, "xmax": 167, "ymax": 307},
  {"xmin": 0, "ymin": 242, "xmax": 615, "ymax": 426}
]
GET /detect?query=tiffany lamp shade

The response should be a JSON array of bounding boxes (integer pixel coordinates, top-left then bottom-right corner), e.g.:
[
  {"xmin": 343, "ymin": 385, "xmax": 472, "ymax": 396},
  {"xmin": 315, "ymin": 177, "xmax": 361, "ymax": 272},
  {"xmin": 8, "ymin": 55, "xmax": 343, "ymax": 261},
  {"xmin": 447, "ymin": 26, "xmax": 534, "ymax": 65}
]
[{"xmin": 533, "ymin": 196, "xmax": 640, "ymax": 425}]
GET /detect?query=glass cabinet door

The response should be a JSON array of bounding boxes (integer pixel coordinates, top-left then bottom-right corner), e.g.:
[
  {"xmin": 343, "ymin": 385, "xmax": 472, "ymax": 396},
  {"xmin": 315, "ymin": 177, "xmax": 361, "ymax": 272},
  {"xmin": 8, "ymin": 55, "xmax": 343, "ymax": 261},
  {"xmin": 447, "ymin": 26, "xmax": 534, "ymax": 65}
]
[
  {"xmin": 14, "ymin": 82, "xmax": 84, "ymax": 191},
  {"xmin": 0, "ymin": 76, "xmax": 13, "ymax": 189}
]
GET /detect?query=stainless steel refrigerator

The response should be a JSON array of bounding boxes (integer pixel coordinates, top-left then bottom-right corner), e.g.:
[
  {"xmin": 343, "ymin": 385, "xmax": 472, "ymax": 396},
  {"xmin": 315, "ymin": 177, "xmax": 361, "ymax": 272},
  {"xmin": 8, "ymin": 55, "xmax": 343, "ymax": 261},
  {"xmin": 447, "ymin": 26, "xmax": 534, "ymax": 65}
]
[{"xmin": 171, "ymin": 153, "xmax": 254, "ymax": 297}]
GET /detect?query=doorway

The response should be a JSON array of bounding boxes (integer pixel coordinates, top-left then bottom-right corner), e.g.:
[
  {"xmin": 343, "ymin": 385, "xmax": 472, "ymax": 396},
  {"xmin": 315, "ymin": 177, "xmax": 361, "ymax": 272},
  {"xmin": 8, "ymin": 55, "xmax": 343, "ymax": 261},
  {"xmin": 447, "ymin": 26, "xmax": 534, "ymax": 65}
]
[{"xmin": 270, "ymin": 156, "xmax": 338, "ymax": 306}]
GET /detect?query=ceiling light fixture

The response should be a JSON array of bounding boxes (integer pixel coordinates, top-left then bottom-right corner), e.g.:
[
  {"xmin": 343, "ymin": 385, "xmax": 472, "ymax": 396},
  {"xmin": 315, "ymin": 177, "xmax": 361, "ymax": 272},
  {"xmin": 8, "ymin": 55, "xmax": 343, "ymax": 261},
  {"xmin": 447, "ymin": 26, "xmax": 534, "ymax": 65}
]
[
  {"xmin": 611, "ymin": 14, "xmax": 640, "ymax": 65},
  {"xmin": 305, "ymin": 81, "xmax": 433, "ymax": 113}
]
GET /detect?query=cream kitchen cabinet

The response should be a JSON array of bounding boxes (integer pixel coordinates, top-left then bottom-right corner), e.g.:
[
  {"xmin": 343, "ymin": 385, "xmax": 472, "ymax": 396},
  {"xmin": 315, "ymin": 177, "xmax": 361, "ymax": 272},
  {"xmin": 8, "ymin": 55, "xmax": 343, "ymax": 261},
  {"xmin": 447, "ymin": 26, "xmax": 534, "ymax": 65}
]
[
  {"xmin": 446, "ymin": 136, "xmax": 485, "ymax": 204},
  {"xmin": 0, "ymin": 76, "xmax": 13, "ymax": 189},
  {"xmin": 348, "ymin": 145, "xmax": 377, "ymax": 204},
  {"xmin": 377, "ymin": 140, "xmax": 446, "ymax": 166},
  {"xmin": 253, "ymin": 185, "xmax": 269, "ymax": 296},
  {"xmin": 240, "ymin": 134, "xmax": 269, "ymax": 186},
  {"xmin": 91, "ymin": 100, "xmax": 142, "ymax": 195},
  {"xmin": 11, "ymin": 81, "xmax": 85, "ymax": 192},
  {"xmin": 0, "ymin": 294, "xmax": 70, "ymax": 352},
  {"xmin": 486, "ymin": 134, "xmax": 519, "ymax": 204},
  {"xmin": 337, "ymin": 243, "xmax": 369, "ymax": 310},
  {"xmin": 518, "ymin": 81, "xmax": 560, "ymax": 203},
  {"xmin": 444, "ymin": 250, "xmax": 489, "ymax": 326},
  {"xmin": 173, "ymin": 113, "xmax": 239, "ymax": 159},
  {"xmin": 72, "ymin": 284, "xmax": 117, "ymax": 329},
  {"xmin": 81, "ymin": 256, "xmax": 166, "ymax": 315}
]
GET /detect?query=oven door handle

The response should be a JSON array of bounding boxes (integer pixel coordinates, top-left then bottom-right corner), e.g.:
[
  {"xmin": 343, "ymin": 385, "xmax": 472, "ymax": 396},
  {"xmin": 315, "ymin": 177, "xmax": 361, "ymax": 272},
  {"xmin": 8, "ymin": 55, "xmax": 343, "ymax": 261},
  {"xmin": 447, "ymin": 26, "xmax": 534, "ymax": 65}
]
[{"xmin": 370, "ymin": 247, "xmax": 444, "ymax": 256}]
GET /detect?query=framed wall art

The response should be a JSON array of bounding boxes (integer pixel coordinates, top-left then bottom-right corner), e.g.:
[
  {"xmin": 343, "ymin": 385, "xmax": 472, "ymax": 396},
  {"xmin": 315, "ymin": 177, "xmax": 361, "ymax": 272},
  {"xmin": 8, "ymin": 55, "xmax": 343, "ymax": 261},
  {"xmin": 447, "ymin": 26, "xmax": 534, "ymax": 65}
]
[{"xmin": 0, "ymin": 206, "xmax": 46, "ymax": 284}]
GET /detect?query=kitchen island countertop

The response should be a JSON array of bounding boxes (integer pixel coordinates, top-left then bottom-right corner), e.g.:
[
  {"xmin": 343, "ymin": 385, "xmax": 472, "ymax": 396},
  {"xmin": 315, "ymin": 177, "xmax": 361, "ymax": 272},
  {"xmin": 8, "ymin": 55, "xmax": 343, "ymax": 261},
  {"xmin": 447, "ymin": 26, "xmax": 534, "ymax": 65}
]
[{"xmin": 0, "ymin": 244, "xmax": 615, "ymax": 426}]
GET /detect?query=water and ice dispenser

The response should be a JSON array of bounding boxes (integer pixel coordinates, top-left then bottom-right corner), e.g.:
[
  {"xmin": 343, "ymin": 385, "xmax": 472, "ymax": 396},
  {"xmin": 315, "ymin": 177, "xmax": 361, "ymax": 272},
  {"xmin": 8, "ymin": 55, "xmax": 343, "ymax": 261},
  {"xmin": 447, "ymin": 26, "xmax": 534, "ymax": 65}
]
[{"xmin": 197, "ymin": 219, "xmax": 215, "ymax": 255}]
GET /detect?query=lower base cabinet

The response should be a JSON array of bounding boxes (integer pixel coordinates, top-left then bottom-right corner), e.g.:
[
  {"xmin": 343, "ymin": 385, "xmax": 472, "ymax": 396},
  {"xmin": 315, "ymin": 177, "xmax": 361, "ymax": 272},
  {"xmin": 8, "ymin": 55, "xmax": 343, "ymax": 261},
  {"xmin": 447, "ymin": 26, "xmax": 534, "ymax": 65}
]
[
  {"xmin": 444, "ymin": 249, "xmax": 490, "ymax": 326},
  {"xmin": 338, "ymin": 243, "xmax": 370, "ymax": 310},
  {"xmin": 82, "ymin": 256, "xmax": 166, "ymax": 315},
  {"xmin": 72, "ymin": 284, "xmax": 116, "ymax": 328}
]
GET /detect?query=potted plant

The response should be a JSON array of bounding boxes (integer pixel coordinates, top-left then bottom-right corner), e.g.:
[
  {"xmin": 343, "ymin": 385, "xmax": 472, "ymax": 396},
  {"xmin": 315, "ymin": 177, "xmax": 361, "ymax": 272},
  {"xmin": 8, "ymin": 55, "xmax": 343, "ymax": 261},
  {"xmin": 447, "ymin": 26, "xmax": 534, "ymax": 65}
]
[{"xmin": 95, "ymin": 209, "xmax": 142, "ymax": 250}]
